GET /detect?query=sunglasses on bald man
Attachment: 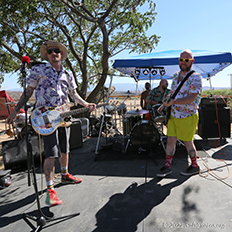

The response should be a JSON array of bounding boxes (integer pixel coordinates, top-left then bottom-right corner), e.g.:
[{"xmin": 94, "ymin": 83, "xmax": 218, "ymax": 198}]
[
  {"xmin": 47, "ymin": 48, "xmax": 61, "ymax": 54},
  {"xmin": 178, "ymin": 58, "xmax": 194, "ymax": 63}
]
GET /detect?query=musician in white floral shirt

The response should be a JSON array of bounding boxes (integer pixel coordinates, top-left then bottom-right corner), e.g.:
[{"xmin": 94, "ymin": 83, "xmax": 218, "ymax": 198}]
[
  {"xmin": 157, "ymin": 49, "xmax": 202, "ymax": 178},
  {"xmin": 170, "ymin": 69, "xmax": 202, "ymax": 119}
]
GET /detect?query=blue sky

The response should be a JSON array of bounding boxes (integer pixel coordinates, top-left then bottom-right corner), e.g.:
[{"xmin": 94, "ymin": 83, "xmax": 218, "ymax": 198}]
[
  {"xmin": 108, "ymin": 0, "xmax": 232, "ymax": 90},
  {"xmin": 2, "ymin": 0, "xmax": 232, "ymax": 91}
]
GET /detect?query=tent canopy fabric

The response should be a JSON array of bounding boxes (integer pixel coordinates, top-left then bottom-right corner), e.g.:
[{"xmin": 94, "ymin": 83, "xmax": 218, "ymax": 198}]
[
  {"xmin": 112, "ymin": 50, "xmax": 232, "ymax": 80},
  {"xmin": 0, "ymin": 90, "xmax": 25, "ymax": 119}
]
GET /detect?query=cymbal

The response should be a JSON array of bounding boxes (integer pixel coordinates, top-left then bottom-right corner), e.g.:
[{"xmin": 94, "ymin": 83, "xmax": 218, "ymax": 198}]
[
  {"xmin": 126, "ymin": 109, "xmax": 149, "ymax": 115},
  {"xmin": 153, "ymin": 115, "xmax": 166, "ymax": 122},
  {"xmin": 119, "ymin": 91, "xmax": 137, "ymax": 95}
]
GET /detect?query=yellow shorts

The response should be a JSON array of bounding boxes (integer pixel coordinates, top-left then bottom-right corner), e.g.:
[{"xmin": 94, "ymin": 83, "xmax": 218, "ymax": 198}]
[{"xmin": 167, "ymin": 113, "xmax": 199, "ymax": 141}]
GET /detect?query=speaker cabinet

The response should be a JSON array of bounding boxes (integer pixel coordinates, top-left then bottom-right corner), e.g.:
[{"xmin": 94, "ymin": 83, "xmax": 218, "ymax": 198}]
[
  {"xmin": 1, "ymin": 135, "xmax": 44, "ymax": 169},
  {"xmin": 198, "ymin": 107, "xmax": 231, "ymax": 139},
  {"xmin": 70, "ymin": 120, "xmax": 83, "ymax": 150},
  {"xmin": 78, "ymin": 118, "xmax": 90, "ymax": 138}
]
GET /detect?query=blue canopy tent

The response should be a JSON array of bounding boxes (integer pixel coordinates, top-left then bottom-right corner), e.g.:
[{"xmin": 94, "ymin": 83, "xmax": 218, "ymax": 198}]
[{"xmin": 112, "ymin": 50, "xmax": 232, "ymax": 81}]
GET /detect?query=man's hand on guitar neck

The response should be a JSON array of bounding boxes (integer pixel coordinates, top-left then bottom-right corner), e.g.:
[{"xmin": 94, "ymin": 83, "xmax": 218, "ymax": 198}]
[
  {"xmin": 86, "ymin": 103, "xmax": 96, "ymax": 112},
  {"xmin": 157, "ymin": 104, "xmax": 166, "ymax": 115},
  {"xmin": 163, "ymin": 98, "xmax": 175, "ymax": 108},
  {"xmin": 157, "ymin": 98, "xmax": 175, "ymax": 115}
]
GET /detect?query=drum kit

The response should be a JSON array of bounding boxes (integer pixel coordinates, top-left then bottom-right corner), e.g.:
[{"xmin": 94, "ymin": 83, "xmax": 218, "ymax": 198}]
[
  {"xmin": 96, "ymin": 99, "xmax": 167, "ymax": 154},
  {"xmin": 4, "ymin": 102, "xmax": 36, "ymax": 139},
  {"xmin": 121, "ymin": 104, "xmax": 167, "ymax": 154},
  {"xmin": 13, "ymin": 113, "xmax": 36, "ymax": 138}
]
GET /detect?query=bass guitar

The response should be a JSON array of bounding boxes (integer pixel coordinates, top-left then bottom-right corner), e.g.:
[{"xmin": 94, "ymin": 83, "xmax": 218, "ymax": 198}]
[{"xmin": 30, "ymin": 102, "xmax": 107, "ymax": 136}]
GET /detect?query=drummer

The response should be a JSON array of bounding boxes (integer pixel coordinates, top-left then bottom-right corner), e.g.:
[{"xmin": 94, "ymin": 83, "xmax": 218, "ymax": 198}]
[
  {"xmin": 145, "ymin": 79, "xmax": 170, "ymax": 119},
  {"xmin": 140, "ymin": 82, "xmax": 151, "ymax": 110}
]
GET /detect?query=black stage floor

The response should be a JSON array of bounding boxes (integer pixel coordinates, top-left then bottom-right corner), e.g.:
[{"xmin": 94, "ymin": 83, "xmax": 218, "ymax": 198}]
[{"xmin": 0, "ymin": 134, "xmax": 232, "ymax": 232}]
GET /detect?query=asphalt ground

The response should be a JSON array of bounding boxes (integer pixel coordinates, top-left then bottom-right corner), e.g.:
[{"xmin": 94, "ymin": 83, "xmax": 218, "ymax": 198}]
[{"xmin": 0, "ymin": 133, "xmax": 232, "ymax": 232}]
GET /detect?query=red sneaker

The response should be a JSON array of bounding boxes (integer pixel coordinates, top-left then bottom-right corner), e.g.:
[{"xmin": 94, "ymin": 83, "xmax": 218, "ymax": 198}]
[
  {"xmin": 45, "ymin": 189, "xmax": 63, "ymax": 207},
  {"xmin": 61, "ymin": 173, "xmax": 83, "ymax": 184}
]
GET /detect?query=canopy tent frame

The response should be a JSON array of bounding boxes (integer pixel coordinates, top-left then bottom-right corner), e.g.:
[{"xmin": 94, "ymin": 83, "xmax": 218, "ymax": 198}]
[{"xmin": 113, "ymin": 50, "xmax": 232, "ymax": 86}]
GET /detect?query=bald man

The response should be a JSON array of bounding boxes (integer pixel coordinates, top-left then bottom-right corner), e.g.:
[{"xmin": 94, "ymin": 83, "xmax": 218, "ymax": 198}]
[
  {"xmin": 157, "ymin": 49, "xmax": 202, "ymax": 177},
  {"xmin": 146, "ymin": 79, "xmax": 170, "ymax": 110}
]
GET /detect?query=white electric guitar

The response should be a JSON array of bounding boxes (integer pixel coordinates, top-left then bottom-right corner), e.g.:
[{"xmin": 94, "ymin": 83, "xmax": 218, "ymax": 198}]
[{"xmin": 30, "ymin": 102, "xmax": 107, "ymax": 136}]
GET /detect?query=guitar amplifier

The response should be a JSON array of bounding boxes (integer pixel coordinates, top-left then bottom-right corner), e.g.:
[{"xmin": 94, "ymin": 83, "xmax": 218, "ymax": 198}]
[
  {"xmin": 70, "ymin": 119, "xmax": 83, "ymax": 150},
  {"xmin": 198, "ymin": 107, "xmax": 231, "ymax": 139},
  {"xmin": 1, "ymin": 135, "xmax": 44, "ymax": 170},
  {"xmin": 199, "ymin": 97, "xmax": 227, "ymax": 109}
]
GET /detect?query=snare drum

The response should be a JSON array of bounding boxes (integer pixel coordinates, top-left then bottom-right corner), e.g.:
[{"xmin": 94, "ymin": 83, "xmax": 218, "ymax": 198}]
[
  {"xmin": 152, "ymin": 104, "xmax": 166, "ymax": 122},
  {"xmin": 130, "ymin": 120, "xmax": 160, "ymax": 152},
  {"xmin": 123, "ymin": 115, "xmax": 141, "ymax": 135}
]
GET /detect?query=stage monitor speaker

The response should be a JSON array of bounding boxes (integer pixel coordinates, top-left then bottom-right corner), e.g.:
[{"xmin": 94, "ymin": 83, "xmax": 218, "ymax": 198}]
[
  {"xmin": 1, "ymin": 135, "xmax": 44, "ymax": 170},
  {"xmin": 199, "ymin": 97, "xmax": 227, "ymax": 109},
  {"xmin": 70, "ymin": 120, "xmax": 83, "ymax": 150},
  {"xmin": 198, "ymin": 107, "xmax": 231, "ymax": 139}
]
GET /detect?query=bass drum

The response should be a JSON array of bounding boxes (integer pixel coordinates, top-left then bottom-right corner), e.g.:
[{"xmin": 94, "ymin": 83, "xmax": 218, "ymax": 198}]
[
  {"xmin": 130, "ymin": 120, "xmax": 160, "ymax": 153},
  {"xmin": 123, "ymin": 115, "xmax": 141, "ymax": 135}
]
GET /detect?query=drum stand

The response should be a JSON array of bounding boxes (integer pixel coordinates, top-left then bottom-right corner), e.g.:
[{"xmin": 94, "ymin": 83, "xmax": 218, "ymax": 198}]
[
  {"xmin": 123, "ymin": 117, "xmax": 130, "ymax": 154},
  {"xmin": 155, "ymin": 121, "xmax": 185, "ymax": 153}
]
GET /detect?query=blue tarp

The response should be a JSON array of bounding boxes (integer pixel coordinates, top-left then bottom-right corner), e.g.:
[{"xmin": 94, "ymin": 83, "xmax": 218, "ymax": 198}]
[{"xmin": 112, "ymin": 50, "xmax": 232, "ymax": 80}]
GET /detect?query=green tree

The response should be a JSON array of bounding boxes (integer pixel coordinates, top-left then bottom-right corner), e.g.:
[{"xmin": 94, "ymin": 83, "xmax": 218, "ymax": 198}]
[{"xmin": 0, "ymin": 0, "xmax": 159, "ymax": 102}]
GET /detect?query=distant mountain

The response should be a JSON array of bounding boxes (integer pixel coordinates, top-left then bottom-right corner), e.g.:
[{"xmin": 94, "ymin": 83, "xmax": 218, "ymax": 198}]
[
  {"xmin": 6, "ymin": 90, "xmax": 35, "ymax": 100},
  {"xmin": 110, "ymin": 83, "xmax": 229, "ymax": 92},
  {"xmin": 4, "ymin": 85, "xmax": 230, "ymax": 100}
]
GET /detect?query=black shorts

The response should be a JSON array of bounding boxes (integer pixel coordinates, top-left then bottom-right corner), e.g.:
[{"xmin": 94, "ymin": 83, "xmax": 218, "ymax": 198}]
[{"xmin": 43, "ymin": 127, "xmax": 70, "ymax": 159}]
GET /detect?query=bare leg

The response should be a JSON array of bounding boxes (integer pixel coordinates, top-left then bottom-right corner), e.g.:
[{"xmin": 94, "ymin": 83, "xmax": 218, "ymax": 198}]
[
  {"xmin": 166, "ymin": 136, "xmax": 177, "ymax": 156},
  {"xmin": 59, "ymin": 153, "xmax": 69, "ymax": 168},
  {"xmin": 183, "ymin": 140, "xmax": 197, "ymax": 158},
  {"xmin": 43, "ymin": 158, "xmax": 55, "ymax": 182}
]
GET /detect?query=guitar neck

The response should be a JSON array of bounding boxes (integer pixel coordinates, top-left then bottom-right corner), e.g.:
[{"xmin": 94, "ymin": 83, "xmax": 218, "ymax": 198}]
[
  {"xmin": 60, "ymin": 108, "xmax": 88, "ymax": 118},
  {"xmin": 60, "ymin": 103, "xmax": 107, "ymax": 118}
]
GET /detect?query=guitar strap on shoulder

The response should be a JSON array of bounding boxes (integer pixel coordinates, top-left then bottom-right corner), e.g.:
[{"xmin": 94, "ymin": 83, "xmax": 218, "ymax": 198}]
[
  {"xmin": 64, "ymin": 70, "xmax": 77, "ymax": 106},
  {"xmin": 171, "ymin": 70, "xmax": 195, "ymax": 99}
]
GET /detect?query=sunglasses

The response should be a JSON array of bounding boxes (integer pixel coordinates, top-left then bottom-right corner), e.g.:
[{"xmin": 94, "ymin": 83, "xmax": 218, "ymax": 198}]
[
  {"xmin": 47, "ymin": 48, "xmax": 61, "ymax": 55},
  {"xmin": 178, "ymin": 58, "xmax": 193, "ymax": 63}
]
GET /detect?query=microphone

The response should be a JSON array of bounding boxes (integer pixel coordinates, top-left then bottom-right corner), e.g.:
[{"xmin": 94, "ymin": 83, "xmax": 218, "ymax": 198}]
[
  {"xmin": 21, "ymin": 56, "xmax": 30, "ymax": 65},
  {"xmin": 21, "ymin": 56, "xmax": 30, "ymax": 74}
]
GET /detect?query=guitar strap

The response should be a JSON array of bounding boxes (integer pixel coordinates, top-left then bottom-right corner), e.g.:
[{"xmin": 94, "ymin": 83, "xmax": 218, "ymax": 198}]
[
  {"xmin": 171, "ymin": 70, "xmax": 195, "ymax": 100},
  {"xmin": 64, "ymin": 70, "xmax": 77, "ymax": 106},
  {"xmin": 165, "ymin": 70, "xmax": 195, "ymax": 123}
]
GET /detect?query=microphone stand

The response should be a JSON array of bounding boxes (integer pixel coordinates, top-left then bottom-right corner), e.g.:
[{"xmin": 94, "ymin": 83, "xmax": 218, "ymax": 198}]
[{"xmin": 21, "ymin": 60, "xmax": 80, "ymax": 231}]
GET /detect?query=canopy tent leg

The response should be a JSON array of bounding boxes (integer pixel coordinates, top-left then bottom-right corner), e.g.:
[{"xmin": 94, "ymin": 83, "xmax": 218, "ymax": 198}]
[
  {"xmin": 134, "ymin": 81, "xmax": 138, "ymax": 108},
  {"xmin": 208, "ymin": 77, "xmax": 214, "ymax": 96}
]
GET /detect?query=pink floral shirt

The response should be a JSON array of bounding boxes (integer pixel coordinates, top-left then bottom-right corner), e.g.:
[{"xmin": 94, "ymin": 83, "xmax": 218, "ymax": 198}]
[{"xmin": 170, "ymin": 70, "xmax": 202, "ymax": 118}]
